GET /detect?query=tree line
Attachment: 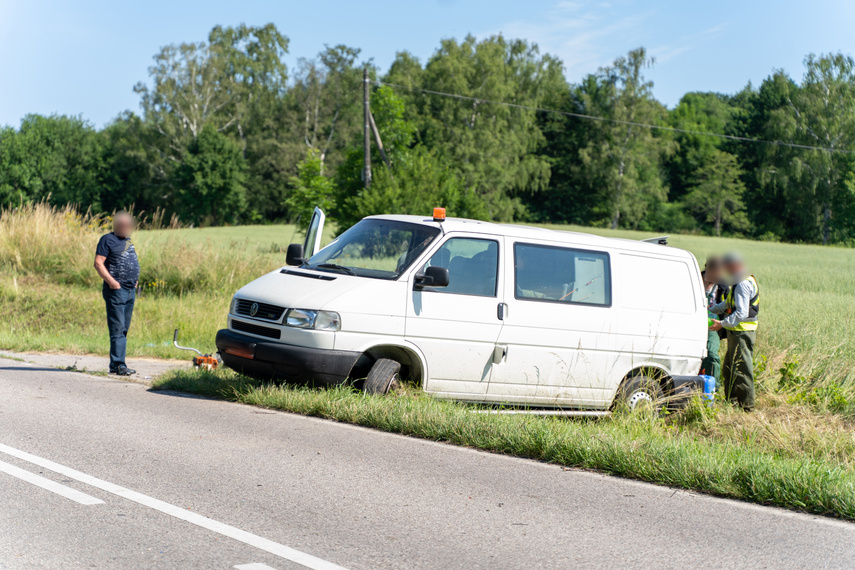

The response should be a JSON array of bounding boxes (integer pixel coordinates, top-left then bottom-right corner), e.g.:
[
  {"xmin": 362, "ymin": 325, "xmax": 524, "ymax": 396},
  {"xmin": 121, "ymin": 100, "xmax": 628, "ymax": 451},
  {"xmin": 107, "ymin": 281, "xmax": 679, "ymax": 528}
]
[{"xmin": 2, "ymin": 23, "xmax": 855, "ymax": 245}]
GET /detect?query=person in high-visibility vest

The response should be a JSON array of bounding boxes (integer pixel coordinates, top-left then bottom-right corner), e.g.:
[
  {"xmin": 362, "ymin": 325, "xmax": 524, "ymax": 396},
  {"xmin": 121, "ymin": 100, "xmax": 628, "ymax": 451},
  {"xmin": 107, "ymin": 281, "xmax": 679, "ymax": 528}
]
[{"xmin": 709, "ymin": 252, "xmax": 759, "ymax": 411}]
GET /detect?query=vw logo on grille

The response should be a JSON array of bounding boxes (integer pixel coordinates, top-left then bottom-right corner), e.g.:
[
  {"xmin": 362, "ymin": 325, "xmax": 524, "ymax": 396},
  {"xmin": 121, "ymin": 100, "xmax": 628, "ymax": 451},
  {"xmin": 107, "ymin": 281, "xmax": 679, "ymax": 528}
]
[{"xmin": 249, "ymin": 302, "xmax": 259, "ymax": 317}]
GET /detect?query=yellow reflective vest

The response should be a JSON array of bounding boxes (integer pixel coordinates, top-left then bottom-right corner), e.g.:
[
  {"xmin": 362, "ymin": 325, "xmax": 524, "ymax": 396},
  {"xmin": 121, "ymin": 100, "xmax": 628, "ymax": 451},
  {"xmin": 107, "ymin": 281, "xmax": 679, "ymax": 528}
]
[{"xmin": 724, "ymin": 275, "xmax": 759, "ymax": 332}]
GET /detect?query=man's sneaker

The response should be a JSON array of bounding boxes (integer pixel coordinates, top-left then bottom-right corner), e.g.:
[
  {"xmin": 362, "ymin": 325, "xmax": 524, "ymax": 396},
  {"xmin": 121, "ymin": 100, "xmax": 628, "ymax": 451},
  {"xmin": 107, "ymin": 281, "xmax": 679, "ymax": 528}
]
[{"xmin": 115, "ymin": 366, "xmax": 136, "ymax": 376}]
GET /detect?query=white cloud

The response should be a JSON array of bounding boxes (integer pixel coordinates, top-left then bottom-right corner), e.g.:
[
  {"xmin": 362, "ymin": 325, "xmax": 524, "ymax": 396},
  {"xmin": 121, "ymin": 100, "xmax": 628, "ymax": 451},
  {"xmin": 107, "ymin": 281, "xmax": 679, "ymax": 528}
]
[
  {"xmin": 484, "ymin": 1, "xmax": 650, "ymax": 78},
  {"xmin": 648, "ymin": 23, "xmax": 728, "ymax": 65},
  {"xmin": 484, "ymin": 1, "xmax": 727, "ymax": 81}
]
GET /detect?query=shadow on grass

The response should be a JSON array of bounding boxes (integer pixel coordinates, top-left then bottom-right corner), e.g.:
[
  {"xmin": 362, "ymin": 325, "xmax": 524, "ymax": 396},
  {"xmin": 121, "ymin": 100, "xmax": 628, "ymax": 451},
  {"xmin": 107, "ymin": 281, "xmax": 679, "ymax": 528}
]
[{"xmin": 147, "ymin": 388, "xmax": 225, "ymax": 401}]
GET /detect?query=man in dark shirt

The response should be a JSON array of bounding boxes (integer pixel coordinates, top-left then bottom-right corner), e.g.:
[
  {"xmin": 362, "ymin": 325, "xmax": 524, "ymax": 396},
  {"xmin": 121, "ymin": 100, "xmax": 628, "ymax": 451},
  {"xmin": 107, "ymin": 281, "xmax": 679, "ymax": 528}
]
[{"xmin": 94, "ymin": 212, "xmax": 140, "ymax": 375}]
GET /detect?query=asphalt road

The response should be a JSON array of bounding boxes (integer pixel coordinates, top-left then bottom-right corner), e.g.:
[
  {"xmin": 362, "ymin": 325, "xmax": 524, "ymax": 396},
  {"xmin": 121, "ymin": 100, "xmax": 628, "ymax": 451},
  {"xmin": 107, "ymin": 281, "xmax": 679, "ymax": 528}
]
[{"xmin": 1, "ymin": 360, "xmax": 854, "ymax": 569}]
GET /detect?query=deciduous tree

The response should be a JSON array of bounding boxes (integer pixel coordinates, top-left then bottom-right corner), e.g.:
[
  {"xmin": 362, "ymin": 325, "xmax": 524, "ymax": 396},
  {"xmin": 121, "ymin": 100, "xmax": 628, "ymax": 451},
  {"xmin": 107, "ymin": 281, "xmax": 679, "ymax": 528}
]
[
  {"xmin": 173, "ymin": 124, "xmax": 247, "ymax": 225},
  {"xmin": 285, "ymin": 149, "xmax": 335, "ymax": 229},
  {"xmin": 0, "ymin": 115, "xmax": 105, "ymax": 209},
  {"xmin": 683, "ymin": 150, "xmax": 748, "ymax": 236},
  {"xmin": 576, "ymin": 48, "xmax": 673, "ymax": 229},
  {"xmin": 386, "ymin": 35, "xmax": 565, "ymax": 221},
  {"xmin": 764, "ymin": 53, "xmax": 855, "ymax": 244}
]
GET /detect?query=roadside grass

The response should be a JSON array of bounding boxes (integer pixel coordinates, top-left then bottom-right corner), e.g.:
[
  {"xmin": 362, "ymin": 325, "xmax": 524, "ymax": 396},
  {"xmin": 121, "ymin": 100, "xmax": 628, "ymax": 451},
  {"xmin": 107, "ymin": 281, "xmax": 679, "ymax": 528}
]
[
  {"xmin": 0, "ymin": 276, "xmax": 229, "ymax": 358},
  {"xmin": 0, "ymin": 201, "xmax": 336, "ymax": 296},
  {"xmin": 153, "ymin": 367, "xmax": 855, "ymax": 521}
]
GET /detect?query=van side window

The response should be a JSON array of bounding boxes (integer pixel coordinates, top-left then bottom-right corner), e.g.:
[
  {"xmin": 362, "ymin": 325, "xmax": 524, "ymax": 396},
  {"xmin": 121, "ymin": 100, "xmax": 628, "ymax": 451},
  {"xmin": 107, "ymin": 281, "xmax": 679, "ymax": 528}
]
[
  {"xmin": 424, "ymin": 238, "xmax": 499, "ymax": 297},
  {"xmin": 514, "ymin": 243, "xmax": 611, "ymax": 306}
]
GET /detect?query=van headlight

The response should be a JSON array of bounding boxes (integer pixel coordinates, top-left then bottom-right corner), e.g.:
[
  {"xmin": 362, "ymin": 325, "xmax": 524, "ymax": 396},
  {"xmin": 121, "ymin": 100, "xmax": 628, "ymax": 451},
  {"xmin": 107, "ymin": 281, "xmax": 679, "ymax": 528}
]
[
  {"xmin": 284, "ymin": 309, "xmax": 341, "ymax": 331},
  {"xmin": 230, "ymin": 297, "xmax": 240, "ymax": 314}
]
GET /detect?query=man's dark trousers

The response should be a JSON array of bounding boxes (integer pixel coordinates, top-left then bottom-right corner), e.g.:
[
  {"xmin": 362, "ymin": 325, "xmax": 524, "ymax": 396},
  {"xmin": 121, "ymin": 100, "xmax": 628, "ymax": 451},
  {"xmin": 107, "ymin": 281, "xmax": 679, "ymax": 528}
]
[
  {"xmin": 103, "ymin": 286, "xmax": 135, "ymax": 371},
  {"xmin": 722, "ymin": 329, "xmax": 756, "ymax": 411}
]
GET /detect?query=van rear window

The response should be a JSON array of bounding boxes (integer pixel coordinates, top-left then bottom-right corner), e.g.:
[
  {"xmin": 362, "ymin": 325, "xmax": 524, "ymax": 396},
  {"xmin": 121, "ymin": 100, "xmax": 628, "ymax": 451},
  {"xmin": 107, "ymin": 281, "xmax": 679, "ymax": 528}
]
[
  {"xmin": 620, "ymin": 255, "xmax": 696, "ymax": 313},
  {"xmin": 514, "ymin": 243, "xmax": 611, "ymax": 307}
]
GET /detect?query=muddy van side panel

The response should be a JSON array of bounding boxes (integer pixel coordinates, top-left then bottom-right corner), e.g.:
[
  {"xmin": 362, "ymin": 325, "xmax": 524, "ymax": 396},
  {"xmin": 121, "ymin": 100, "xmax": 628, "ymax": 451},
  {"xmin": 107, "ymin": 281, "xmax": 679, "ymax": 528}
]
[{"xmin": 482, "ymin": 239, "xmax": 618, "ymax": 409}]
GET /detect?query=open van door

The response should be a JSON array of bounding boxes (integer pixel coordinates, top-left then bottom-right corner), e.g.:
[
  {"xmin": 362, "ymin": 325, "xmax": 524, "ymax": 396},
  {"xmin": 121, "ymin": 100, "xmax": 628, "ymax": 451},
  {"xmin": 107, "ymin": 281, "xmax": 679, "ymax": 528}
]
[{"xmin": 303, "ymin": 207, "xmax": 326, "ymax": 258}]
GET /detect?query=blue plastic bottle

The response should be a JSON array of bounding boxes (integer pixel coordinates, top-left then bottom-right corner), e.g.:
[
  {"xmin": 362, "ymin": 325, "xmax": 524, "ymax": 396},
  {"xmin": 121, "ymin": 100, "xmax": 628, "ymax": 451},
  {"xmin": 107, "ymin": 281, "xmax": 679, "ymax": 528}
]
[{"xmin": 700, "ymin": 375, "xmax": 716, "ymax": 407}]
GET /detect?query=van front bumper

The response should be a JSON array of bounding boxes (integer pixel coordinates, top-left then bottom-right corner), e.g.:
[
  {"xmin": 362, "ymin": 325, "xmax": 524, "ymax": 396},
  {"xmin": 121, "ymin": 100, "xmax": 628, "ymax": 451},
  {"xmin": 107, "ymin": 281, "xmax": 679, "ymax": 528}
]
[{"xmin": 215, "ymin": 329, "xmax": 361, "ymax": 387}]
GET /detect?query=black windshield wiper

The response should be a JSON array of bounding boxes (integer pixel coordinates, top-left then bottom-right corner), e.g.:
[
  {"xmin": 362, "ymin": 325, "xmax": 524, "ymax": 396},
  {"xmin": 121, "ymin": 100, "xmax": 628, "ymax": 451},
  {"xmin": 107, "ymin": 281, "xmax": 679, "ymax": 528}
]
[{"xmin": 315, "ymin": 263, "xmax": 356, "ymax": 276}]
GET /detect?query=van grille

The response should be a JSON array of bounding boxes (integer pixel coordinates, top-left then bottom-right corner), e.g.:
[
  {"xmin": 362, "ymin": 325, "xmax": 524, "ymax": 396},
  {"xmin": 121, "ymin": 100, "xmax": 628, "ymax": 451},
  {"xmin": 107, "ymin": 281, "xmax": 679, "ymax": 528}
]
[
  {"xmin": 235, "ymin": 299, "xmax": 286, "ymax": 321},
  {"xmin": 231, "ymin": 320, "xmax": 281, "ymax": 340}
]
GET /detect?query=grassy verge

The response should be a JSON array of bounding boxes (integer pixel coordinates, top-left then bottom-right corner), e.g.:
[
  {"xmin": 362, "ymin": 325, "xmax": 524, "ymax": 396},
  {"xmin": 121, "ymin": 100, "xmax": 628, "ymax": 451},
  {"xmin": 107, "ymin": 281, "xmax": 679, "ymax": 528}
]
[
  {"xmin": 153, "ymin": 368, "xmax": 855, "ymax": 520},
  {"xmin": 0, "ymin": 276, "xmax": 229, "ymax": 358}
]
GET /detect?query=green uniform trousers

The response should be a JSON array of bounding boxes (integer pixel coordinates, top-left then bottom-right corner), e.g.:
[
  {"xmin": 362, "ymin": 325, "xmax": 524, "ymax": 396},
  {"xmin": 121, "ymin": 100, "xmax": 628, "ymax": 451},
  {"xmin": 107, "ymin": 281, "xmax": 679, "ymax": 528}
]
[
  {"xmin": 701, "ymin": 330, "xmax": 722, "ymax": 385},
  {"xmin": 722, "ymin": 329, "xmax": 756, "ymax": 411}
]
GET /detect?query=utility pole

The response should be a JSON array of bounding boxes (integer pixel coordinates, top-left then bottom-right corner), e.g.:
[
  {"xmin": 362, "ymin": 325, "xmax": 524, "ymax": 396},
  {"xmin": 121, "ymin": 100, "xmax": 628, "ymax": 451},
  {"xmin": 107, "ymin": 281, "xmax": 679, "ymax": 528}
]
[
  {"xmin": 363, "ymin": 67, "xmax": 371, "ymax": 188},
  {"xmin": 369, "ymin": 112, "xmax": 392, "ymax": 171}
]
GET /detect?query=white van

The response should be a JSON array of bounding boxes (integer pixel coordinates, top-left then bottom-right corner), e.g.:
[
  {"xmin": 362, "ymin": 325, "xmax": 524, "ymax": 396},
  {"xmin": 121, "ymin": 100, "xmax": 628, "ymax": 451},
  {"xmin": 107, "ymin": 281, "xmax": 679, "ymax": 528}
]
[{"xmin": 216, "ymin": 208, "xmax": 707, "ymax": 413}]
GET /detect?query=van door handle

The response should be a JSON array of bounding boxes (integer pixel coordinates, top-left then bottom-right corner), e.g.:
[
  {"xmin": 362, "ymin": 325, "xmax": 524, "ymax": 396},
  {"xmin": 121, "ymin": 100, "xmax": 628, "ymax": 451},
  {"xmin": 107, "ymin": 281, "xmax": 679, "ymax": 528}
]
[
  {"xmin": 492, "ymin": 345, "xmax": 507, "ymax": 364},
  {"xmin": 497, "ymin": 302, "xmax": 508, "ymax": 320}
]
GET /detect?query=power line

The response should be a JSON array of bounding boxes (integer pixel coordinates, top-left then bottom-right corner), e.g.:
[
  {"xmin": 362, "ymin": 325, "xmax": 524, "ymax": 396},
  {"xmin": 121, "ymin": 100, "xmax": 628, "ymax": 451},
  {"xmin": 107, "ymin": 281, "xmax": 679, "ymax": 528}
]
[{"xmin": 376, "ymin": 80, "xmax": 855, "ymax": 155}]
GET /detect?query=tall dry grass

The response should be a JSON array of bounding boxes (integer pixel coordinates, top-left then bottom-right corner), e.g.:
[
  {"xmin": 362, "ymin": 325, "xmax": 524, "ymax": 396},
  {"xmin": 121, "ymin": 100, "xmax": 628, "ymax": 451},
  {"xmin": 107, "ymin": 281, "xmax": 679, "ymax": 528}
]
[
  {"xmin": 0, "ymin": 203, "xmax": 295, "ymax": 358},
  {"xmin": 0, "ymin": 202, "xmax": 107, "ymax": 287},
  {"xmin": 0, "ymin": 202, "xmax": 279, "ymax": 295}
]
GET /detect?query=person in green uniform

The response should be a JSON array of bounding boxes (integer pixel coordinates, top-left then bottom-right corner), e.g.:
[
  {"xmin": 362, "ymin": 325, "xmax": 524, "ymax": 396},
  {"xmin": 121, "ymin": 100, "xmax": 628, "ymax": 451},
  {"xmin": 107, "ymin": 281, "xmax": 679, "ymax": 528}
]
[
  {"xmin": 700, "ymin": 257, "xmax": 725, "ymax": 384},
  {"xmin": 709, "ymin": 252, "xmax": 759, "ymax": 412}
]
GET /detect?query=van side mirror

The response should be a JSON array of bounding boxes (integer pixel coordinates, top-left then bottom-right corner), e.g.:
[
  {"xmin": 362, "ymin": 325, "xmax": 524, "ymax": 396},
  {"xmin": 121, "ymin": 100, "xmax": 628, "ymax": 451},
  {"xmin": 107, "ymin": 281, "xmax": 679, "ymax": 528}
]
[
  {"xmin": 415, "ymin": 266, "xmax": 450, "ymax": 290},
  {"xmin": 286, "ymin": 243, "xmax": 305, "ymax": 266}
]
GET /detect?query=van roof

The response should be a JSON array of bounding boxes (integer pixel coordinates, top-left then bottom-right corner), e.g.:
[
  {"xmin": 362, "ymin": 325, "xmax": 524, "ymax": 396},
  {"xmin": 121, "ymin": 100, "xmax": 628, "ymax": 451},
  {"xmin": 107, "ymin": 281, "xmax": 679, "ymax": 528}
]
[{"xmin": 365, "ymin": 214, "xmax": 693, "ymax": 259}]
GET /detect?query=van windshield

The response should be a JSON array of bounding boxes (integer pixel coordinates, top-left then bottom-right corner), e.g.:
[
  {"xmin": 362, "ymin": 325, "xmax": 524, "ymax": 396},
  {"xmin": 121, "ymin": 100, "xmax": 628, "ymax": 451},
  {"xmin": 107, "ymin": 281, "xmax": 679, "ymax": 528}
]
[{"xmin": 304, "ymin": 219, "xmax": 440, "ymax": 280}]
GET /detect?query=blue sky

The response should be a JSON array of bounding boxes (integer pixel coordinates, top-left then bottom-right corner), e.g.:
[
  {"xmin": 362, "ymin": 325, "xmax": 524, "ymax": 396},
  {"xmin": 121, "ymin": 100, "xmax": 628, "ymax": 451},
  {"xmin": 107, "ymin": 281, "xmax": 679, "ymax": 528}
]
[{"xmin": 2, "ymin": 0, "xmax": 854, "ymax": 128}]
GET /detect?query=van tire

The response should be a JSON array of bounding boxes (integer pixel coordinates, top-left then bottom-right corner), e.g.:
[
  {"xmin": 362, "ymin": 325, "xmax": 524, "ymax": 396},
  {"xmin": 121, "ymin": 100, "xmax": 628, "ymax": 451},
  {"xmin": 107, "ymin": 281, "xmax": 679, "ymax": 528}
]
[
  {"xmin": 617, "ymin": 375, "xmax": 664, "ymax": 413},
  {"xmin": 364, "ymin": 358, "xmax": 401, "ymax": 395}
]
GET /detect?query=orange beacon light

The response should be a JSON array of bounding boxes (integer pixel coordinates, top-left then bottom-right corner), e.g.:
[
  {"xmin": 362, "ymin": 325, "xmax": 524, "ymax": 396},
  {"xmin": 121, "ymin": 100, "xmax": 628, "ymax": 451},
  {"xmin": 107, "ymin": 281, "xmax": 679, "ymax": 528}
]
[{"xmin": 433, "ymin": 207, "xmax": 446, "ymax": 222}]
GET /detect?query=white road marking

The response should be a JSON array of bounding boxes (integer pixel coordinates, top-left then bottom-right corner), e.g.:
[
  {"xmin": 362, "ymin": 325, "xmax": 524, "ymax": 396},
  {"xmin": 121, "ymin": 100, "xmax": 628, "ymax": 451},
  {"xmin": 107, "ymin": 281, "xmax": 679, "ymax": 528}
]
[
  {"xmin": 0, "ymin": 459, "xmax": 104, "ymax": 505},
  {"xmin": 235, "ymin": 564, "xmax": 278, "ymax": 570},
  {"xmin": 0, "ymin": 443, "xmax": 347, "ymax": 570}
]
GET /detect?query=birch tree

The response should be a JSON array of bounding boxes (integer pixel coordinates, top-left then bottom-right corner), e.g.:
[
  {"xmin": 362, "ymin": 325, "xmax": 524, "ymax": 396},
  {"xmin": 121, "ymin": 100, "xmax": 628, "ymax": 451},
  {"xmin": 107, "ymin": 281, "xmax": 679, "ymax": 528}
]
[
  {"xmin": 577, "ymin": 48, "xmax": 672, "ymax": 229},
  {"xmin": 766, "ymin": 53, "xmax": 855, "ymax": 244},
  {"xmin": 289, "ymin": 45, "xmax": 364, "ymax": 171},
  {"xmin": 134, "ymin": 24, "xmax": 288, "ymax": 161}
]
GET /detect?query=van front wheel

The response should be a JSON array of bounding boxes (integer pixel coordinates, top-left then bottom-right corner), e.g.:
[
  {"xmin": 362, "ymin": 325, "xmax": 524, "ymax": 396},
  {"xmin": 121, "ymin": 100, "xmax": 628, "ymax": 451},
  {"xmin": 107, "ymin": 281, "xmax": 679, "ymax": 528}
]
[
  {"xmin": 364, "ymin": 358, "xmax": 401, "ymax": 395},
  {"xmin": 617, "ymin": 375, "xmax": 663, "ymax": 413}
]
